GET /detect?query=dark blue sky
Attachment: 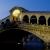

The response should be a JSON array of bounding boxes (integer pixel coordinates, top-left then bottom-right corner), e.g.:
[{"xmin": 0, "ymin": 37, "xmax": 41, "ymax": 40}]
[{"xmin": 0, "ymin": 0, "xmax": 50, "ymax": 19}]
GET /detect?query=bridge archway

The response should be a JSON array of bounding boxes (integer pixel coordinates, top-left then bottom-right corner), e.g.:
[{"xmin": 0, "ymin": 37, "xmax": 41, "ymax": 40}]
[
  {"xmin": 48, "ymin": 17, "xmax": 50, "ymax": 26},
  {"xmin": 39, "ymin": 16, "xmax": 46, "ymax": 25},
  {"xmin": 30, "ymin": 15, "xmax": 37, "ymax": 24},
  {"xmin": 23, "ymin": 15, "xmax": 29, "ymax": 23},
  {"xmin": 0, "ymin": 28, "xmax": 45, "ymax": 49}
]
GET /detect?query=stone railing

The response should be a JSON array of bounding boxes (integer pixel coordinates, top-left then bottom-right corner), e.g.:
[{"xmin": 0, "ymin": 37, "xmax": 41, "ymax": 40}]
[
  {"xmin": 19, "ymin": 24, "xmax": 50, "ymax": 42},
  {"xmin": 19, "ymin": 24, "xmax": 50, "ymax": 31}
]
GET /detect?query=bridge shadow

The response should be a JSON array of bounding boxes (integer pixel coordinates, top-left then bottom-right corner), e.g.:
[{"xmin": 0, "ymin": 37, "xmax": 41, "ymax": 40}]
[{"xmin": 0, "ymin": 28, "xmax": 46, "ymax": 50}]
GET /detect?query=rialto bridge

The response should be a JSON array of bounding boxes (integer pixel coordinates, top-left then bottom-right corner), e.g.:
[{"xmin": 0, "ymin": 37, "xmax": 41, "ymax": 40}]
[{"xmin": 0, "ymin": 6, "xmax": 50, "ymax": 47}]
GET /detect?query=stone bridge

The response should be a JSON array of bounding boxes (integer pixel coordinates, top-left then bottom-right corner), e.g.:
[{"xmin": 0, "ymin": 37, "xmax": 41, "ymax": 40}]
[
  {"xmin": 0, "ymin": 6, "xmax": 50, "ymax": 44},
  {"xmin": 18, "ymin": 24, "xmax": 50, "ymax": 43}
]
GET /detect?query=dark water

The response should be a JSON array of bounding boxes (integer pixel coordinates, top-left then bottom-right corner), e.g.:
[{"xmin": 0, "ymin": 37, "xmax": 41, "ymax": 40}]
[
  {"xmin": 0, "ymin": 29, "xmax": 46, "ymax": 50},
  {"xmin": 23, "ymin": 35, "xmax": 45, "ymax": 50}
]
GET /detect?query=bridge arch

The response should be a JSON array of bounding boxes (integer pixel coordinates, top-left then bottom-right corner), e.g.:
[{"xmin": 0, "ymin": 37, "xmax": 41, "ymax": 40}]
[
  {"xmin": 39, "ymin": 16, "xmax": 46, "ymax": 25},
  {"xmin": 48, "ymin": 17, "xmax": 50, "ymax": 26},
  {"xmin": 21, "ymin": 29, "xmax": 46, "ymax": 50},
  {"xmin": 23, "ymin": 15, "xmax": 29, "ymax": 23},
  {"xmin": 0, "ymin": 28, "xmax": 45, "ymax": 49},
  {"xmin": 30, "ymin": 15, "xmax": 37, "ymax": 24}
]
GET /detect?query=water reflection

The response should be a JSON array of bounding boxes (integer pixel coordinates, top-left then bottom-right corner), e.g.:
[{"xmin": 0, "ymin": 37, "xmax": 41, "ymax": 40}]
[{"xmin": 22, "ymin": 34, "xmax": 45, "ymax": 50}]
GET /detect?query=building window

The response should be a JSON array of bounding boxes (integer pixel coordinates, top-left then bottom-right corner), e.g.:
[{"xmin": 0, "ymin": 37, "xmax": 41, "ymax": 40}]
[
  {"xmin": 30, "ymin": 15, "xmax": 37, "ymax": 24},
  {"xmin": 39, "ymin": 16, "xmax": 46, "ymax": 25},
  {"xmin": 48, "ymin": 17, "xmax": 50, "ymax": 26},
  {"xmin": 23, "ymin": 15, "xmax": 29, "ymax": 23}
]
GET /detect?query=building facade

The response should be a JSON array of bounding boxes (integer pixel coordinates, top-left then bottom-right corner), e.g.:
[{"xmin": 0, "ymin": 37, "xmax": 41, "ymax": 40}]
[{"xmin": 1, "ymin": 6, "xmax": 50, "ymax": 26}]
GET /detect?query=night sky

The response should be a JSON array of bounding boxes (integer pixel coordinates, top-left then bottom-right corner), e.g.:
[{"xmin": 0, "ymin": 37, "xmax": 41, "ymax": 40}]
[{"xmin": 0, "ymin": 0, "xmax": 50, "ymax": 19}]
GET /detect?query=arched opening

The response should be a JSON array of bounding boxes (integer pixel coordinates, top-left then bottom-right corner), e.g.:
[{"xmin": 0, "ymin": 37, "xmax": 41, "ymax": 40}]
[
  {"xmin": 4, "ymin": 19, "xmax": 11, "ymax": 28},
  {"xmin": 39, "ymin": 16, "xmax": 46, "ymax": 25},
  {"xmin": 23, "ymin": 15, "xmax": 29, "ymax": 23},
  {"xmin": 30, "ymin": 15, "xmax": 37, "ymax": 24},
  {"xmin": 1, "ymin": 22, "xmax": 5, "ymax": 29},
  {"xmin": 0, "ymin": 28, "xmax": 45, "ymax": 50},
  {"xmin": 48, "ymin": 18, "xmax": 50, "ymax": 26}
]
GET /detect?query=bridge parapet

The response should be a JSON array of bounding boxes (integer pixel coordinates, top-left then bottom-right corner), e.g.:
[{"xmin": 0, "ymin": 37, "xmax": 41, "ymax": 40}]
[
  {"xmin": 19, "ymin": 24, "xmax": 50, "ymax": 43},
  {"xmin": 19, "ymin": 24, "xmax": 50, "ymax": 31}
]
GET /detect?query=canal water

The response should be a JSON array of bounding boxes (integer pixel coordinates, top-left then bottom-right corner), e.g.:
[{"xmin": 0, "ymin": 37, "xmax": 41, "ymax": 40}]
[{"xmin": 0, "ymin": 29, "xmax": 49, "ymax": 50}]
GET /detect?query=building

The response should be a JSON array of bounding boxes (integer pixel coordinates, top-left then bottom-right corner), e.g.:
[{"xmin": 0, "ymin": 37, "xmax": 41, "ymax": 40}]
[{"xmin": 1, "ymin": 6, "xmax": 50, "ymax": 26}]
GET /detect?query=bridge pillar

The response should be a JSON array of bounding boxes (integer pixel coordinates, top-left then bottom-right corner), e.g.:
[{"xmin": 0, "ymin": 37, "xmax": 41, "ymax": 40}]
[
  {"xmin": 46, "ymin": 18, "xmax": 48, "ymax": 26},
  {"xmin": 37, "ymin": 17, "xmax": 39, "ymax": 24},
  {"xmin": 29, "ymin": 16, "xmax": 31, "ymax": 24}
]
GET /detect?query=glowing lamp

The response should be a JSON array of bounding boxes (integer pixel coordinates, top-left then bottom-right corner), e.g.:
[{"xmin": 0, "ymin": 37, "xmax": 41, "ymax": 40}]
[{"xmin": 12, "ymin": 9, "xmax": 20, "ymax": 17}]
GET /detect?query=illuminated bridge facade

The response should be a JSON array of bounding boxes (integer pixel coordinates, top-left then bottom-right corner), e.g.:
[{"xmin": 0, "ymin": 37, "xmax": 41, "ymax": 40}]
[{"xmin": 0, "ymin": 6, "xmax": 50, "ymax": 44}]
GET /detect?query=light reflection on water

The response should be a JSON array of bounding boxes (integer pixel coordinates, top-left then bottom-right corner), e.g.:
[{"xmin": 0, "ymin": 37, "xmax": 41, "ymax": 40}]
[{"xmin": 22, "ymin": 34, "xmax": 46, "ymax": 50}]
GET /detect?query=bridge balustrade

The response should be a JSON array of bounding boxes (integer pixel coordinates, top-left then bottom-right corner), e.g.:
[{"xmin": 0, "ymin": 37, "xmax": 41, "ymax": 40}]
[
  {"xmin": 19, "ymin": 24, "xmax": 50, "ymax": 42},
  {"xmin": 19, "ymin": 24, "xmax": 50, "ymax": 31}
]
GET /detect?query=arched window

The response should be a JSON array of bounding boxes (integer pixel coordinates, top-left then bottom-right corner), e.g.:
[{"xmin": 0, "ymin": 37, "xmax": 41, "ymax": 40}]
[
  {"xmin": 39, "ymin": 16, "xmax": 46, "ymax": 25},
  {"xmin": 1, "ymin": 22, "xmax": 5, "ymax": 28},
  {"xmin": 23, "ymin": 15, "xmax": 29, "ymax": 23},
  {"xmin": 30, "ymin": 15, "xmax": 37, "ymax": 24},
  {"xmin": 48, "ymin": 17, "xmax": 50, "ymax": 26},
  {"xmin": 5, "ymin": 19, "xmax": 11, "ymax": 27}
]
